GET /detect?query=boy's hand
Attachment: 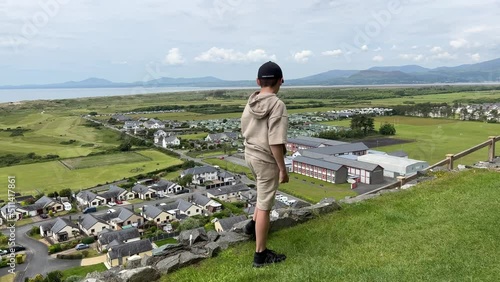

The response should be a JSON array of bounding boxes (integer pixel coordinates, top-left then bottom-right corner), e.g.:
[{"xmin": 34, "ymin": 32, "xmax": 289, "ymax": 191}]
[{"xmin": 279, "ymin": 170, "xmax": 289, "ymax": 184}]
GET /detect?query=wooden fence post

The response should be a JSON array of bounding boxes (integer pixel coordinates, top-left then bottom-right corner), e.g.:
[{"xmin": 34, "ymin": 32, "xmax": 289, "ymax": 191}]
[
  {"xmin": 397, "ymin": 176, "xmax": 405, "ymax": 189},
  {"xmin": 489, "ymin": 136, "xmax": 496, "ymax": 162},
  {"xmin": 446, "ymin": 154, "xmax": 454, "ymax": 170}
]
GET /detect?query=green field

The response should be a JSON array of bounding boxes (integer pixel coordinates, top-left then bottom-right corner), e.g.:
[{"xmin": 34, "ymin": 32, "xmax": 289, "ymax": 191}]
[
  {"xmin": 280, "ymin": 173, "xmax": 356, "ymax": 203},
  {"xmin": 0, "ymin": 113, "xmax": 121, "ymax": 158},
  {"xmin": 61, "ymin": 263, "xmax": 107, "ymax": 280},
  {"xmin": 178, "ymin": 132, "xmax": 208, "ymax": 140},
  {"xmin": 162, "ymin": 169, "xmax": 500, "ymax": 282},
  {"xmin": 61, "ymin": 151, "xmax": 152, "ymax": 170},
  {"xmin": 204, "ymin": 158, "xmax": 254, "ymax": 180},
  {"xmin": 0, "ymin": 150, "xmax": 182, "ymax": 200},
  {"xmin": 323, "ymin": 116, "xmax": 499, "ymax": 165}
]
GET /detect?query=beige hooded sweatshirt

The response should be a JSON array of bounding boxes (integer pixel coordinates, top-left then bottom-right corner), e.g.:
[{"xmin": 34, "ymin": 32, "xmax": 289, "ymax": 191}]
[{"xmin": 241, "ymin": 91, "xmax": 288, "ymax": 164}]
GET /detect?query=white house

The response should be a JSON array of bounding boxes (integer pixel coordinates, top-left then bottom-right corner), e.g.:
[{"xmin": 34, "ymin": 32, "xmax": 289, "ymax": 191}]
[
  {"xmin": 357, "ymin": 154, "xmax": 429, "ymax": 178},
  {"xmin": 206, "ymin": 183, "xmax": 250, "ymax": 202},
  {"xmin": 144, "ymin": 119, "xmax": 165, "ymax": 129},
  {"xmin": 76, "ymin": 191, "xmax": 106, "ymax": 207},
  {"xmin": 40, "ymin": 218, "xmax": 80, "ymax": 242},
  {"xmin": 181, "ymin": 166, "xmax": 218, "ymax": 185},
  {"xmin": 159, "ymin": 136, "xmax": 180, "ymax": 148},
  {"xmin": 148, "ymin": 180, "xmax": 183, "ymax": 197},
  {"xmin": 205, "ymin": 132, "xmax": 239, "ymax": 143},
  {"xmin": 154, "ymin": 130, "xmax": 168, "ymax": 143},
  {"xmin": 123, "ymin": 121, "xmax": 143, "ymax": 131}
]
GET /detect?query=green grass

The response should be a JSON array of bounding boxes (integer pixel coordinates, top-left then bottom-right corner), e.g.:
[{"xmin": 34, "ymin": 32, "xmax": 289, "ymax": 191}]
[
  {"xmin": 162, "ymin": 169, "xmax": 183, "ymax": 181},
  {"xmin": 0, "ymin": 113, "xmax": 121, "ymax": 158},
  {"xmin": 61, "ymin": 151, "xmax": 152, "ymax": 170},
  {"xmin": 162, "ymin": 169, "xmax": 500, "ymax": 282},
  {"xmin": 0, "ymin": 150, "xmax": 182, "ymax": 201},
  {"xmin": 178, "ymin": 133, "xmax": 208, "ymax": 140},
  {"xmin": 280, "ymin": 173, "xmax": 356, "ymax": 203},
  {"xmin": 155, "ymin": 238, "xmax": 178, "ymax": 247},
  {"xmin": 322, "ymin": 116, "xmax": 500, "ymax": 165},
  {"xmin": 0, "ymin": 273, "xmax": 15, "ymax": 282},
  {"xmin": 61, "ymin": 263, "xmax": 107, "ymax": 280},
  {"xmin": 204, "ymin": 158, "xmax": 254, "ymax": 180}
]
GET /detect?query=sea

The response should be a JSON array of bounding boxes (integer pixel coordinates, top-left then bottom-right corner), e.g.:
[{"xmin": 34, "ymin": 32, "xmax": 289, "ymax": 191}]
[{"xmin": 0, "ymin": 86, "xmax": 256, "ymax": 103}]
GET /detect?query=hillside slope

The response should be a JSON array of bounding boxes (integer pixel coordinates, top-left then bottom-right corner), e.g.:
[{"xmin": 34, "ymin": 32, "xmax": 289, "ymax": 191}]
[{"xmin": 163, "ymin": 170, "xmax": 500, "ymax": 282}]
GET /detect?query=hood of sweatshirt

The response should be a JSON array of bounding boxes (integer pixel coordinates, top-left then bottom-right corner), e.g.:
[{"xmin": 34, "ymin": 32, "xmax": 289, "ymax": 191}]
[{"xmin": 246, "ymin": 91, "xmax": 280, "ymax": 119}]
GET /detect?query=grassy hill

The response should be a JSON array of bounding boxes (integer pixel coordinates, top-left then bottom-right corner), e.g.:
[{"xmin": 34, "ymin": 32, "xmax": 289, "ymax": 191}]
[{"xmin": 162, "ymin": 169, "xmax": 500, "ymax": 282}]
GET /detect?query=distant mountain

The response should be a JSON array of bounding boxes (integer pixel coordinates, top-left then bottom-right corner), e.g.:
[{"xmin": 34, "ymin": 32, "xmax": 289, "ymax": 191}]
[
  {"xmin": 369, "ymin": 65, "xmax": 430, "ymax": 73},
  {"xmin": 2, "ymin": 58, "xmax": 500, "ymax": 89}
]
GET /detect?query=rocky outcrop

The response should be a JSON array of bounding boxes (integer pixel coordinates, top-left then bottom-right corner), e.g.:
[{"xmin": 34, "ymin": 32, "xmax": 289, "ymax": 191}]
[{"xmin": 84, "ymin": 198, "xmax": 341, "ymax": 282}]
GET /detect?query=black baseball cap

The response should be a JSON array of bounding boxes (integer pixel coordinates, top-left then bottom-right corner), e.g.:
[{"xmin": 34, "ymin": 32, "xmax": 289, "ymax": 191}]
[{"xmin": 258, "ymin": 61, "xmax": 283, "ymax": 79}]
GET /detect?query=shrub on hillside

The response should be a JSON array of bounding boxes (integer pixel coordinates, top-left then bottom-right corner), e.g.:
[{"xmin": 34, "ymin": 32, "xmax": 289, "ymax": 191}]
[
  {"xmin": 48, "ymin": 244, "xmax": 62, "ymax": 254},
  {"xmin": 81, "ymin": 237, "xmax": 95, "ymax": 244},
  {"xmin": 379, "ymin": 123, "xmax": 396, "ymax": 135}
]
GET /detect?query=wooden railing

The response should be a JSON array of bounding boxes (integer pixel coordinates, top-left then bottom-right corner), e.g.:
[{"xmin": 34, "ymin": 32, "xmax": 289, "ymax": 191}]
[{"xmin": 359, "ymin": 136, "xmax": 499, "ymax": 196}]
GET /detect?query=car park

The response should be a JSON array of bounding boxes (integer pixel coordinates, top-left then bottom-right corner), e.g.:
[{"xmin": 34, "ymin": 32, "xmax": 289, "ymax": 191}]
[{"xmin": 75, "ymin": 243, "xmax": 89, "ymax": 250}]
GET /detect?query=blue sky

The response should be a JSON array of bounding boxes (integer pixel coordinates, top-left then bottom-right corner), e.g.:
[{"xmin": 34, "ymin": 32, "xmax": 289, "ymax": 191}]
[{"xmin": 0, "ymin": 0, "xmax": 499, "ymax": 85}]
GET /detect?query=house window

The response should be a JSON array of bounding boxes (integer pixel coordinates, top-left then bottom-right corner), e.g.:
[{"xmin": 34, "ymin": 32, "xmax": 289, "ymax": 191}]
[
  {"xmin": 196, "ymin": 209, "xmax": 199, "ymax": 213},
  {"xmin": 156, "ymin": 218, "xmax": 160, "ymax": 222},
  {"xmin": 127, "ymin": 221, "xmax": 131, "ymax": 224},
  {"xmin": 187, "ymin": 211, "xmax": 191, "ymax": 215},
  {"xmin": 91, "ymin": 229, "xmax": 95, "ymax": 233}
]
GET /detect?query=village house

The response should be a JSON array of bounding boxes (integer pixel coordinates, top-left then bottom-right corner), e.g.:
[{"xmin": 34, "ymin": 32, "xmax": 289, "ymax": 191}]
[
  {"xmin": 153, "ymin": 130, "xmax": 168, "ymax": 143},
  {"xmin": 0, "ymin": 203, "xmax": 22, "ymax": 221},
  {"xmin": 148, "ymin": 179, "xmax": 183, "ymax": 197},
  {"xmin": 94, "ymin": 208, "xmax": 144, "ymax": 230},
  {"xmin": 188, "ymin": 193, "xmax": 222, "ymax": 214},
  {"xmin": 99, "ymin": 185, "xmax": 135, "ymax": 203},
  {"xmin": 205, "ymin": 132, "xmax": 239, "ymax": 143},
  {"xmin": 97, "ymin": 227, "xmax": 141, "ymax": 251},
  {"xmin": 181, "ymin": 166, "xmax": 218, "ymax": 185},
  {"xmin": 286, "ymin": 136, "xmax": 348, "ymax": 153},
  {"xmin": 159, "ymin": 199, "xmax": 203, "ymax": 217},
  {"xmin": 158, "ymin": 136, "xmax": 180, "ymax": 148},
  {"xmin": 79, "ymin": 214, "xmax": 109, "ymax": 237},
  {"xmin": 107, "ymin": 239, "xmax": 153, "ymax": 267},
  {"xmin": 111, "ymin": 114, "xmax": 132, "ymax": 122},
  {"xmin": 143, "ymin": 119, "xmax": 165, "ymax": 129},
  {"xmin": 214, "ymin": 215, "xmax": 248, "ymax": 233},
  {"xmin": 40, "ymin": 217, "xmax": 80, "ymax": 242},
  {"xmin": 206, "ymin": 183, "xmax": 250, "ymax": 202},
  {"xmin": 17, "ymin": 196, "xmax": 64, "ymax": 217},
  {"xmin": 141, "ymin": 205, "xmax": 174, "ymax": 225},
  {"xmin": 76, "ymin": 190, "xmax": 106, "ymax": 207},
  {"xmin": 132, "ymin": 184, "xmax": 153, "ymax": 200},
  {"xmin": 123, "ymin": 121, "xmax": 143, "ymax": 131}
]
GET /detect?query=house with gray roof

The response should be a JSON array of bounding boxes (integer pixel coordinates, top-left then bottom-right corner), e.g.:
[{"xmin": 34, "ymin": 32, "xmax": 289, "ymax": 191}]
[
  {"xmin": 76, "ymin": 190, "xmax": 105, "ymax": 207},
  {"xmin": 94, "ymin": 208, "xmax": 144, "ymax": 230},
  {"xmin": 143, "ymin": 119, "xmax": 165, "ymax": 129},
  {"xmin": 0, "ymin": 203, "xmax": 22, "ymax": 221},
  {"xmin": 205, "ymin": 132, "xmax": 239, "ymax": 143},
  {"xmin": 214, "ymin": 215, "xmax": 247, "ymax": 233},
  {"xmin": 107, "ymin": 239, "xmax": 153, "ymax": 267},
  {"xmin": 17, "ymin": 196, "xmax": 64, "ymax": 217},
  {"xmin": 181, "ymin": 166, "xmax": 218, "ymax": 185},
  {"xmin": 148, "ymin": 180, "xmax": 183, "ymax": 197},
  {"xmin": 99, "ymin": 185, "xmax": 135, "ymax": 203},
  {"xmin": 123, "ymin": 121, "xmax": 143, "ymax": 131},
  {"xmin": 206, "ymin": 183, "xmax": 250, "ymax": 202},
  {"xmin": 141, "ymin": 205, "xmax": 173, "ymax": 226},
  {"xmin": 158, "ymin": 136, "xmax": 180, "ymax": 148},
  {"xmin": 79, "ymin": 214, "xmax": 109, "ymax": 236},
  {"xmin": 292, "ymin": 156, "xmax": 348, "ymax": 184},
  {"xmin": 286, "ymin": 136, "xmax": 349, "ymax": 153},
  {"xmin": 189, "ymin": 193, "xmax": 222, "ymax": 214},
  {"xmin": 40, "ymin": 217, "xmax": 79, "ymax": 242},
  {"xmin": 97, "ymin": 227, "xmax": 141, "ymax": 251},
  {"xmin": 218, "ymin": 171, "xmax": 236, "ymax": 185},
  {"xmin": 111, "ymin": 114, "xmax": 132, "ymax": 122},
  {"xmin": 158, "ymin": 199, "xmax": 202, "ymax": 217},
  {"xmin": 297, "ymin": 142, "xmax": 369, "ymax": 158},
  {"xmin": 132, "ymin": 184, "xmax": 153, "ymax": 200}
]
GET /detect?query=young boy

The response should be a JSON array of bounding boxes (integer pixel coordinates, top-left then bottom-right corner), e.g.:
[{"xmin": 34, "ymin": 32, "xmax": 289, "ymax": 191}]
[{"xmin": 241, "ymin": 61, "xmax": 289, "ymax": 267}]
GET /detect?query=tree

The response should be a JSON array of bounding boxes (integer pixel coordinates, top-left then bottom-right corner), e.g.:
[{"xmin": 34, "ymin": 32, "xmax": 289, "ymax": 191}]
[
  {"xmin": 350, "ymin": 115, "xmax": 375, "ymax": 135},
  {"xmin": 379, "ymin": 123, "xmax": 396, "ymax": 135},
  {"xmin": 59, "ymin": 188, "xmax": 72, "ymax": 199},
  {"xmin": 118, "ymin": 140, "xmax": 132, "ymax": 151},
  {"xmin": 178, "ymin": 174, "xmax": 193, "ymax": 187},
  {"xmin": 88, "ymin": 111, "xmax": 98, "ymax": 116},
  {"xmin": 44, "ymin": 270, "xmax": 63, "ymax": 282}
]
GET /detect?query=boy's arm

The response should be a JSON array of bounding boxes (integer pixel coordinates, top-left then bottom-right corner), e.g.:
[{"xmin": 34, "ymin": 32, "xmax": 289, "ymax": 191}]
[{"xmin": 270, "ymin": 144, "xmax": 289, "ymax": 184}]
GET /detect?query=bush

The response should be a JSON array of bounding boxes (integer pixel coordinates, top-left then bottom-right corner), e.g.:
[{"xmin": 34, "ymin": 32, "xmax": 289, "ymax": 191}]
[
  {"xmin": 29, "ymin": 226, "xmax": 40, "ymax": 236},
  {"xmin": 65, "ymin": 276, "xmax": 84, "ymax": 282},
  {"xmin": 81, "ymin": 237, "xmax": 95, "ymax": 244},
  {"xmin": 379, "ymin": 123, "xmax": 396, "ymax": 135},
  {"xmin": 81, "ymin": 250, "xmax": 90, "ymax": 258},
  {"xmin": 16, "ymin": 254, "xmax": 24, "ymax": 264},
  {"xmin": 48, "ymin": 244, "xmax": 62, "ymax": 254},
  {"xmin": 56, "ymin": 253, "xmax": 83, "ymax": 259}
]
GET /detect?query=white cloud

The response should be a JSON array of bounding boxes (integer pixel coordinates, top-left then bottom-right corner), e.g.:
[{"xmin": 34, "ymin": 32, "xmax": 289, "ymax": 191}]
[
  {"xmin": 372, "ymin": 55, "xmax": 384, "ymax": 62},
  {"xmin": 391, "ymin": 45, "xmax": 397, "ymax": 50},
  {"xmin": 399, "ymin": 54, "xmax": 425, "ymax": 62},
  {"xmin": 321, "ymin": 49, "xmax": 343, "ymax": 57},
  {"xmin": 293, "ymin": 50, "xmax": 313, "ymax": 63},
  {"xmin": 432, "ymin": 52, "xmax": 457, "ymax": 60},
  {"xmin": 411, "ymin": 45, "xmax": 418, "ymax": 49},
  {"xmin": 430, "ymin": 46, "xmax": 443, "ymax": 53},
  {"xmin": 470, "ymin": 53, "xmax": 481, "ymax": 61},
  {"xmin": 464, "ymin": 26, "xmax": 488, "ymax": 33},
  {"xmin": 164, "ymin": 48, "xmax": 185, "ymax": 65},
  {"xmin": 194, "ymin": 47, "xmax": 276, "ymax": 63},
  {"xmin": 111, "ymin": 61, "xmax": 128, "ymax": 65},
  {"xmin": 450, "ymin": 38, "xmax": 469, "ymax": 49},
  {"xmin": 373, "ymin": 47, "xmax": 382, "ymax": 52},
  {"xmin": 361, "ymin": 45, "xmax": 368, "ymax": 51}
]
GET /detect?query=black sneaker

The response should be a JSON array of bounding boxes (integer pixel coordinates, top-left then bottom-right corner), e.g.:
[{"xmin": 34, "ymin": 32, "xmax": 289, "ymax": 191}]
[
  {"xmin": 244, "ymin": 220, "xmax": 255, "ymax": 239},
  {"xmin": 253, "ymin": 249, "xmax": 286, "ymax": 268}
]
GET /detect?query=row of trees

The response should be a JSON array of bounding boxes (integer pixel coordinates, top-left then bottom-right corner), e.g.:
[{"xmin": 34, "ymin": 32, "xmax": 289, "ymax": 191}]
[{"xmin": 316, "ymin": 115, "xmax": 396, "ymax": 140}]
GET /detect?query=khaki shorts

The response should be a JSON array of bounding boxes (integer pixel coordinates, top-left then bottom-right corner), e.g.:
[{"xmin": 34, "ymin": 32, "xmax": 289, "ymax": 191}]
[{"xmin": 246, "ymin": 155, "xmax": 279, "ymax": 211}]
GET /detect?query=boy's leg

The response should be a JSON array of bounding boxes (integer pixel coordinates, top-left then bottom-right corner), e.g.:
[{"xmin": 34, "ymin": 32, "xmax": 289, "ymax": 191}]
[{"xmin": 254, "ymin": 207, "xmax": 270, "ymax": 252}]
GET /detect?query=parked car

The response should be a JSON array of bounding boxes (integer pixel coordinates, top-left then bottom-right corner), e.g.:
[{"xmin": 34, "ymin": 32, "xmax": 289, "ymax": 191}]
[
  {"xmin": 40, "ymin": 214, "xmax": 48, "ymax": 219},
  {"xmin": 0, "ymin": 249, "xmax": 7, "ymax": 255},
  {"xmin": 10, "ymin": 245, "xmax": 26, "ymax": 253},
  {"xmin": 175, "ymin": 189, "xmax": 189, "ymax": 195},
  {"xmin": 83, "ymin": 207, "xmax": 97, "ymax": 214},
  {"xmin": 115, "ymin": 200, "xmax": 123, "ymax": 205},
  {"xmin": 75, "ymin": 243, "xmax": 89, "ymax": 250},
  {"xmin": 107, "ymin": 202, "xmax": 117, "ymax": 207},
  {"xmin": 107, "ymin": 209, "xmax": 116, "ymax": 214}
]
